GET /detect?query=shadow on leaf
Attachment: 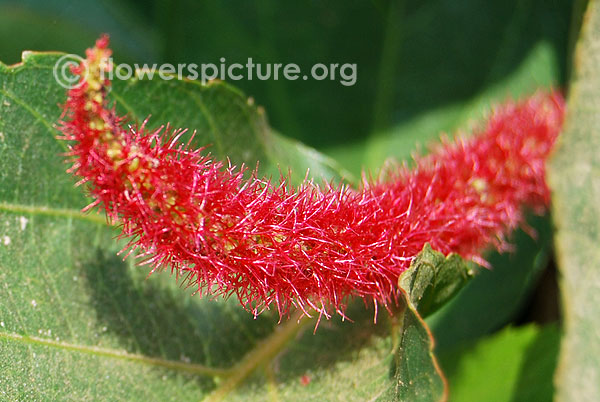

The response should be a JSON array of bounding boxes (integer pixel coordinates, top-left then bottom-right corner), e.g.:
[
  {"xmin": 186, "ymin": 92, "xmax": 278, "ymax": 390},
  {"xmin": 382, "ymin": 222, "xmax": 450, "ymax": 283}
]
[{"xmin": 81, "ymin": 248, "xmax": 277, "ymax": 371}]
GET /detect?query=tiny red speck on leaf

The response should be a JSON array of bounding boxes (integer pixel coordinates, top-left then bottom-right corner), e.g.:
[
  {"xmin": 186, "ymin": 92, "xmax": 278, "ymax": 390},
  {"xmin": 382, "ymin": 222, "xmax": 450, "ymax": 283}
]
[{"xmin": 57, "ymin": 36, "xmax": 565, "ymax": 322}]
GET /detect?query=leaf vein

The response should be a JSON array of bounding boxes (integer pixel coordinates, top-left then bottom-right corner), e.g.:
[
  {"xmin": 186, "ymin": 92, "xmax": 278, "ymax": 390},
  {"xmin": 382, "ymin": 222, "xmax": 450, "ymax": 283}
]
[
  {"xmin": 0, "ymin": 201, "xmax": 108, "ymax": 226},
  {"xmin": 0, "ymin": 331, "xmax": 231, "ymax": 377},
  {"xmin": 0, "ymin": 87, "xmax": 67, "ymax": 152}
]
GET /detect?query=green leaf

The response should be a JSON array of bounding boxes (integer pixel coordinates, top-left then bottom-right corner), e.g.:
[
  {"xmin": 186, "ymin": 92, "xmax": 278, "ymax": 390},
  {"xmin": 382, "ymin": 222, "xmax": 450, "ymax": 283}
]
[
  {"xmin": 387, "ymin": 306, "xmax": 446, "ymax": 402},
  {"xmin": 385, "ymin": 244, "xmax": 474, "ymax": 401},
  {"xmin": 0, "ymin": 54, "xmax": 472, "ymax": 397},
  {"xmin": 0, "ymin": 52, "xmax": 348, "ymax": 400},
  {"xmin": 548, "ymin": 1, "xmax": 600, "ymax": 400},
  {"xmin": 399, "ymin": 243, "xmax": 474, "ymax": 318},
  {"xmin": 0, "ymin": 50, "xmax": 467, "ymax": 402},
  {"xmin": 438, "ymin": 324, "xmax": 560, "ymax": 402}
]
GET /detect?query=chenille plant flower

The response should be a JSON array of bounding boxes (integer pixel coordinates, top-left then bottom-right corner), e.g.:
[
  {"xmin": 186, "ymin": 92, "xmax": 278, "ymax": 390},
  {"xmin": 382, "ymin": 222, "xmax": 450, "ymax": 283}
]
[{"xmin": 58, "ymin": 36, "xmax": 565, "ymax": 321}]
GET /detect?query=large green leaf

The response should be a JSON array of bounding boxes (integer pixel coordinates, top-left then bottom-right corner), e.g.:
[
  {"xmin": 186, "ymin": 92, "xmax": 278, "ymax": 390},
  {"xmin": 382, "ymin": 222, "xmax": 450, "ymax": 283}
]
[
  {"xmin": 549, "ymin": 0, "xmax": 600, "ymax": 400},
  {"xmin": 0, "ymin": 52, "xmax": 354, "ymax": 400},
  {"xmin": 0, "ymin": 51, "xmax": 472, "ymax": 401}
]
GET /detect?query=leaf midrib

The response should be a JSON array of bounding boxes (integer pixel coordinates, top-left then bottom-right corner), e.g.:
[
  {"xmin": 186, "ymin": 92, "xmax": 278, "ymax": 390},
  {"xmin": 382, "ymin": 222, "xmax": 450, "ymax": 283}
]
[{"xmin": 0, "ymin": 202, "xmax": 107, "ymax": 225}]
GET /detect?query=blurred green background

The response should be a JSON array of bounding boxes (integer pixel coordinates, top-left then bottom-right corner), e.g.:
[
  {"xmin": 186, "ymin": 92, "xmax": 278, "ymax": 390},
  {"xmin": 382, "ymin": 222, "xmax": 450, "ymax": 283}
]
[{"xmin": 0, "ymin": 0, "xmax": 573, "ymax": 176}]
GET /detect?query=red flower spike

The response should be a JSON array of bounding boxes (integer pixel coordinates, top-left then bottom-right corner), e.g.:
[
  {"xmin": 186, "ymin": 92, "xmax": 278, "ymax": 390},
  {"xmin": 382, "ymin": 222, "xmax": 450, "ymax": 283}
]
[{"xmin": 58, "ymin": 36, "xmax": 565, "ymax": 321}]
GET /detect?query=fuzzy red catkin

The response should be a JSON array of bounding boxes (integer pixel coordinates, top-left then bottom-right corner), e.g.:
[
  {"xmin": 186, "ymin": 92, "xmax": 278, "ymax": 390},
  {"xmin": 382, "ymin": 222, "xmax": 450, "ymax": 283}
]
[{"xmin": 58, "ymin": 36, "xmax": 565, "ymax": 320}]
